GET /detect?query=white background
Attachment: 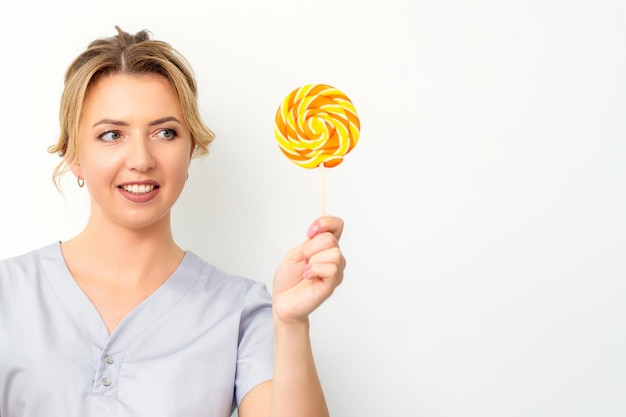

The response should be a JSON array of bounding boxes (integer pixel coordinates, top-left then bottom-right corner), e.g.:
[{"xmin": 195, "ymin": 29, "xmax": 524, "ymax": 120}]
[{"xmin": 1, "ymin": 1, "xmax": 625, "ymax": 416}]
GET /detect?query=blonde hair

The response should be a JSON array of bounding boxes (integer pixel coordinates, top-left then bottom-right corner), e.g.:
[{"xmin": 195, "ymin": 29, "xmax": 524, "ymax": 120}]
[{"xmin": 48, "ymin": 26, "xmax": 215, "ymax": 187}]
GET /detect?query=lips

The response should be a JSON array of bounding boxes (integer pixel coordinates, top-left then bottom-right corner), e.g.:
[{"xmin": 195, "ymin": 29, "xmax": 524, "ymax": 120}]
[{"xmin": 117, "ymin": 181, "xmax": 160, "ymax": 203}]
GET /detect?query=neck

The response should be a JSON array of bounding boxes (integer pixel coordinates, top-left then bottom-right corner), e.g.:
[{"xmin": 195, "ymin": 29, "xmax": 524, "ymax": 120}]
[{"xmin": 62, "ymin": 211, "xmax": 185, "ymax": 286}]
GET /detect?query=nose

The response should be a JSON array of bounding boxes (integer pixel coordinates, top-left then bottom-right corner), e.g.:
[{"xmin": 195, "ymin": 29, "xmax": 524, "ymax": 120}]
[{"xmin": 125, "ymin": 137, "xmax": 155, "ymax": 172}]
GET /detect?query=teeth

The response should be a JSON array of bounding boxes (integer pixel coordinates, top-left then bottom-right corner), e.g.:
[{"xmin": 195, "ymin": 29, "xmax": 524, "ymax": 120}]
[{"xmin": 122, "ymin": 184, "xmax": 156, "ymax": 194}]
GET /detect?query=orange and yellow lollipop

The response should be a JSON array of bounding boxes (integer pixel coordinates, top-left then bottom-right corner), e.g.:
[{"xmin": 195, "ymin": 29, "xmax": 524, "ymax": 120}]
[{"xmin": 274, "ymin": 84, "xmax": 360, "ymax": 169}]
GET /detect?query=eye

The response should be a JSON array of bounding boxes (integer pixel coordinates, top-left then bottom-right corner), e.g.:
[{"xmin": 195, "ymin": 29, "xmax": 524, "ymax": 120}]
[
  {"xmin": 156, "ymin": 128, "xmax": 178, "ymax": 140},
  {"xmin": 98, "ymin": 130, "xmax": 122, "ymax": 142}
]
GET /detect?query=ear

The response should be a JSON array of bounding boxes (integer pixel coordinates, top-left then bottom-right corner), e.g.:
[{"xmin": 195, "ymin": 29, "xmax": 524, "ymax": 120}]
[{"xmin": 69, "ymin": 161, "xmax": 82, "ymax": 179}]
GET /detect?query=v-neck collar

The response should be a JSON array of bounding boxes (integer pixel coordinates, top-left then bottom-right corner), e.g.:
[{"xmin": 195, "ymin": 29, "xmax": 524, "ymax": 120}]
[{"xmin": 38, "ymin": 241, "xmax": 195, "ymax": 350}]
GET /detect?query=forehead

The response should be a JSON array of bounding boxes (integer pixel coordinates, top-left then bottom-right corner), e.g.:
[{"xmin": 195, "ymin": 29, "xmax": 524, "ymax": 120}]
[{"xmin": 81, "ymin": 73, "xmax": 182, "ymax": 122}]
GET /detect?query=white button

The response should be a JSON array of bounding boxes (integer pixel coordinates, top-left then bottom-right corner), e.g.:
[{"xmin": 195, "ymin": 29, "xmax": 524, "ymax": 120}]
[
  {"xmin": 102, "ymin": 377, "xmax": 111, "ymax": 387},
  {"xmin": 104, "ymin": 355, "xmax": 114, "ymax": 364}
]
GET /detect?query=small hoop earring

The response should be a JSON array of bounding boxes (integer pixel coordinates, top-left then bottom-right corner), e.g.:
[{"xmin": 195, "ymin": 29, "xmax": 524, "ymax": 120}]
[{"xmin": 77, "ymin": 177, "xmax": 85, "ymax": 188}]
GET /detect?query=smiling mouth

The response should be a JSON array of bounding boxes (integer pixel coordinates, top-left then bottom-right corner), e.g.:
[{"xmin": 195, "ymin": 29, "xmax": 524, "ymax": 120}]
[{"xmin": 119, "ymin": 184, "xmax": 158, "ymax": 194}]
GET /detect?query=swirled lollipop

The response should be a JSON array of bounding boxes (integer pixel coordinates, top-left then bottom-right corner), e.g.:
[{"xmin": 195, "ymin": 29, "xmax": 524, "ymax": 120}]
[{"xmin": 274, "ymin": 84, "xmax": 360, "ymax": 169}]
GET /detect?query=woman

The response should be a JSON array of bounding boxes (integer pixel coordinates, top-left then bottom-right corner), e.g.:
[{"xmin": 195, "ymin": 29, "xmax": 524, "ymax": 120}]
[{"xmin": 0, "ymin": 27, "xmax": 345, "ymax": 417}]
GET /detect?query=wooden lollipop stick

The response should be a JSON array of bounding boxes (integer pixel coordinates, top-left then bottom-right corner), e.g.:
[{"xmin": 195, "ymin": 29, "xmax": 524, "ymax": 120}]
[{"xmin": 320, "ymin": 164, "xmax": 326, "ymax": 216}]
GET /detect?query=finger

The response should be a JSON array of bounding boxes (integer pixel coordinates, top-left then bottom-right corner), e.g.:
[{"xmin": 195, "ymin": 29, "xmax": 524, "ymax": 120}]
[
  {"xmin": 302, "ymin": 231, "xmax": 340, "ymax": 260},
  {"xmin": 303, "ymin": 261, "xmax": 345, "ymax": 289},
  {"xmin": 304, "ymin": 246, "xmax": 346, "ymax": 284},
  {"xmin": 305, "ymin": 245, "xmax": 344, "ymax": 270},
  {"xmin": 307, "ymin": 216, "xmax": 344, "ymax": 240}
]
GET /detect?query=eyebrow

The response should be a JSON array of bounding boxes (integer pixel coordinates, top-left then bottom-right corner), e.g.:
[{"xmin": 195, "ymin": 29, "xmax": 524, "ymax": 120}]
[{"xmin": 92, "ymin": 116, "xmax": 182, "ymax": 128}]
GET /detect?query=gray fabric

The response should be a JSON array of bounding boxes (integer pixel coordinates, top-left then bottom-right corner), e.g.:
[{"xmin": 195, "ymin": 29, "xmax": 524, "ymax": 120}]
[{"xmin": 0, "ymin": 242, "xmax": 274, "ymax": 417}]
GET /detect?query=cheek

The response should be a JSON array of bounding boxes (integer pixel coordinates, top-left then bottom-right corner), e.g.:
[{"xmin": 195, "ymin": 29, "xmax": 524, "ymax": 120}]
[
  {"xmin": 80, "ymin": 154, "xmax": 118, "ymax": 181},
  {"xmin": 161, "ymin": 152, "xmax": 191, "ymax": 179},
  {"xmin": 176, "ymin": 157, "xmax": 192, "ymax": 180}
]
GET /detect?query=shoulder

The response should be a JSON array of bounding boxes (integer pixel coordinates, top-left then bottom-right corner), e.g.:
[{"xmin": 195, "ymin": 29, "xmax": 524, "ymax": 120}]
[
  {"xmin": 178, "ymin": 251, "xmax": 273, "ymax": 308},
  {"xmin": 0, "ymin": 243, "xmax": 62, "ymax": 309},
  {"xmin": 0, "ymin": 242, "xmax": 58, "ymax": 278},
  {"xmin": 182, "ymin": 251, "xmax": 268, "ymax": 290}
]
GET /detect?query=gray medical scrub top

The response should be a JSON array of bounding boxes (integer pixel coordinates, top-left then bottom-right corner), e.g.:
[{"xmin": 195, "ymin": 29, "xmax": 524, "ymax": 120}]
[{"xmin": 0, "ymin": 242, "xmax": 274, "ymax": 417}]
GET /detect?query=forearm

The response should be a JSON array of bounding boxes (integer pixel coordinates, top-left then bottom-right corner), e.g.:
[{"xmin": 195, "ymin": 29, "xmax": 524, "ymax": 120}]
[{"xmin": 269, "ymin": 318, "xmax": 330, "ymax": 417}]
